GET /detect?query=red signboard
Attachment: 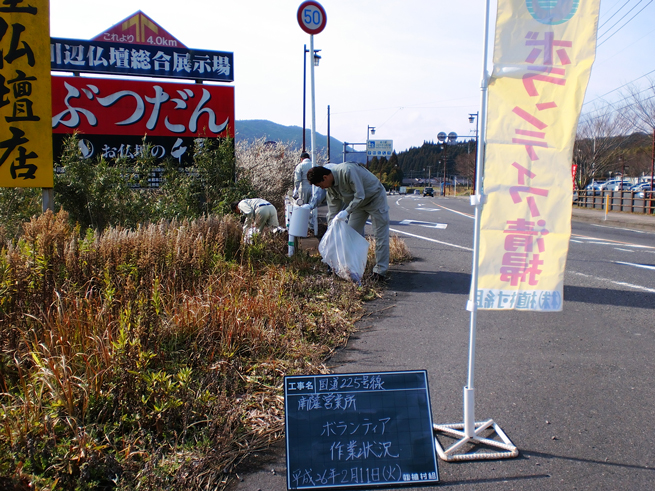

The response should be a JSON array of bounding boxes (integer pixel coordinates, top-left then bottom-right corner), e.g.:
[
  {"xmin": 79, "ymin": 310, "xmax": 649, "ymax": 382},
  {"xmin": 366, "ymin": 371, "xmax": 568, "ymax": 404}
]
[
  {"xmin": 91, "ymin": 10, "xmax": 186, "ymax": 48},
  {"xmin": 52, "ymin": 76, "xmax": 234, "ymax": 139}
]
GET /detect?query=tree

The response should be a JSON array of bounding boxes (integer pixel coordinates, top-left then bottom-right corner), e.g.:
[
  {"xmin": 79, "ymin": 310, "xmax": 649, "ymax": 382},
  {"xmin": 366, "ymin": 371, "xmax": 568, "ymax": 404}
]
[
  {"xmin": 622, "ymin": 78, "xmax": 655, "ymax": 184},
  {"xmin": 574, "ymin": 104, "xmax": 630, "ymax": 188}
]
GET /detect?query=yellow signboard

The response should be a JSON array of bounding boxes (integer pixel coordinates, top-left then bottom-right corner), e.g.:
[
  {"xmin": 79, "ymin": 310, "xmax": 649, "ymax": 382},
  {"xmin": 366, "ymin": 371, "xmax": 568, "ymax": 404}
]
[
  {"xmin": 475, "ymin": 0, "xmax": 600, "ymax": 311},
  {"xmin": 0, "ymin": 0, "xmax": 53, "ymax": 188}
]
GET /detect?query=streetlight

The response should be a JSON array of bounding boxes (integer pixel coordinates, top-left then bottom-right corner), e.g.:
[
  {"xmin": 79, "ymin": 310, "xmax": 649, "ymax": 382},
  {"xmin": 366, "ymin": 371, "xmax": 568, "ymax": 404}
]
[
  {"xmin": 366, "ymin": 125, "xmax": 375, "ymax": 167},
  {"xmin": 469, "ymin": 112, "xmax": 479, "ymax": 193},
  {"xmin": 302, "ymin": 46, "xmax": 321, "ymax": 153},
  {"xmin": 437, "ymin": 131, "xmax": 458, "ymax": 195}
]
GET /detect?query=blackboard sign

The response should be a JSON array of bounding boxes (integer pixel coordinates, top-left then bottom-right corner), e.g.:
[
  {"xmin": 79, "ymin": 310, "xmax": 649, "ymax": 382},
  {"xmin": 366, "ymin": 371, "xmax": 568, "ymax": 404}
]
[{"xmin": 284, "ymin": 370, "xmax": 439, "ymax": 489}]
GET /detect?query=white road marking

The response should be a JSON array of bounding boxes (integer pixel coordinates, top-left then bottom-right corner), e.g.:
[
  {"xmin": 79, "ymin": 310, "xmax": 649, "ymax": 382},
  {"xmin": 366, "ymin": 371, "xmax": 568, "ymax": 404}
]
[
  {"xmin": 614, "ymin": 248, "xmax": 634, "ymax": 252},
  {"xmin": 389, "ymin": 228, "xmax": 472, "ymax": 251},
  {"xmin": 399, "ymin": 219, "xmax": 447, "ymax": 229},
  {"xmin": 613, "ymin": 261, "xmax": 655, "ymax": 271},
  {"xmin": 589, "ymin": 223, "xmax": 652, "ymax": 234},
  {"xmin": 572, "ymin": 234, "xmax": 655, "ymax": 250},
  {"xmin": 570, "ymin": 239, "xmax": 584, "ymax": 243},
  {"xmin": 568, "ymin": 271, "xmax": 655, "ymax": 294}
]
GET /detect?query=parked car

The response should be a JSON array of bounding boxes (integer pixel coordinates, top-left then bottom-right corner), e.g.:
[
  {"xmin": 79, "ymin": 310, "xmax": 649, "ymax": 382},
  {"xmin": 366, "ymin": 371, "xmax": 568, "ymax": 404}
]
[
  {"xmin": 423, "ymin": 187, "xmax": 434, "ymax": 197},
  {"xmin": 636, "ymin": 185, "xmax": 654, "ymax": 199},
  {"xmin": 414, "ymin": 189, "xmax": 421, "ymax": 195},
  {"xmin": 605, "ymin": 180, "xmax": 632, "ymax": 191},
  {"xmin": 585, "ymin": 182, "xmax": 603, "ymax": 195},
  {"xmin": 630, "ymin": 182, "xmax": 652, "ymax": 192},
  {"xmin": 599, "ymin": 179, "xmax": 630, "ymax": 191}
]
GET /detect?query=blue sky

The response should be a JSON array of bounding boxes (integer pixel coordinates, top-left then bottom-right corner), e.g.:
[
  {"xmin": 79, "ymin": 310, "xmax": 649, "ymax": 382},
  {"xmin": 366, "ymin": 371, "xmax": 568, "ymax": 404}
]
[{"xmin": 50, "ymin": 0, "xmax": 655, "ymax": 152}]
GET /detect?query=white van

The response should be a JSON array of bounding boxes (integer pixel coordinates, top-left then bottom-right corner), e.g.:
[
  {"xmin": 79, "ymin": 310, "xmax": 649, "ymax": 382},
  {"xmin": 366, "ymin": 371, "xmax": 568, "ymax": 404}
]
[{"xmin": 399, "ymin": 186, "xmax": 407, "ymax": 195}]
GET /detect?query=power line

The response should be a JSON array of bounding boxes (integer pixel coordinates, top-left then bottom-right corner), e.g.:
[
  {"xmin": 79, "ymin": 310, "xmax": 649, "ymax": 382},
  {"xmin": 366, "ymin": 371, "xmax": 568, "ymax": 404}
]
[
  {"xmin": 583, "ymin": 69, "xmax": 655, "ymax": 106},
  {"xmin": 598, "ymin": 0, "xmax": 640, "ymax": 34},
  {"xmin": 597, "ymin": 0, "xmax": 653, "ymax": 47}
]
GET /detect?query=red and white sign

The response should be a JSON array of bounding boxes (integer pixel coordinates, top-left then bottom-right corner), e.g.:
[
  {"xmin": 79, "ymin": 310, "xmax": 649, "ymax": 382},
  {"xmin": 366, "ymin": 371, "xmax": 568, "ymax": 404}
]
[
  {"xmin": 52, "ymin": 76, "xmax": 234, "ymax": 139},
  {"xmin": 297, "ymin": 1, "xmax": 327, "ymax": 35},
  {"xmin": 92, "ymin": 10, "xmax": 186, "ymax": 48}
]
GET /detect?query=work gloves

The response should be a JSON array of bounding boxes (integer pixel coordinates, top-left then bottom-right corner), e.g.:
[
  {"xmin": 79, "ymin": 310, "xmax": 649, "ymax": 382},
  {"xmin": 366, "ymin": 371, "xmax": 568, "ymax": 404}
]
[{"xmin": 334, "ymin": 210, "xmax": 349, "ymax": 222}]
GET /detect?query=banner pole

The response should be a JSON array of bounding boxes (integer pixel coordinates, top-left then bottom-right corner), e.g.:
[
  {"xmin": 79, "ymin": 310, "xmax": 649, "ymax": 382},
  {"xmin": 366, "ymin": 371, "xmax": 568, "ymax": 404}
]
[{"xmin": 433, "ymin": 0, "xmax": 518, "ymax": 461}]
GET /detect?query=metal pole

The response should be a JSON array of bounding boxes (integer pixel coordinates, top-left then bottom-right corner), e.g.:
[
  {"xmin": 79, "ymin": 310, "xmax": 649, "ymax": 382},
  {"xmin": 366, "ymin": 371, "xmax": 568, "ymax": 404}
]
[
  {"xmin": 327, "ymin": 105, "xmax": 330, "ymax": 161},
  {"xmin": 310, "ymin": 35, "xmax": 317, "ymax": 167},
  {"xmin": 442, "ymin": 143, "xmax": 447, "ymax": 196},
  {"xmin": 303, "ymin": 44, "xmax": 307, "ymax": 153},
  {"xmin": 650, "ymin": 128, "xmax": 654, "ymax": 214},
  {"xmin": 473, "ymin": 113, "xmax": 479, "ymax": 193},
  {"xmin": 465, "ymin": 0, "xmax": 492, "ymax": 439}
]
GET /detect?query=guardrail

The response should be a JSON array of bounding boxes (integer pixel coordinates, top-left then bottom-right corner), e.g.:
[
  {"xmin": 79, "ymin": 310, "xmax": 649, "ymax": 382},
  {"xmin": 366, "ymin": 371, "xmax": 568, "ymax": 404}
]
[{"xmin": 574, "ymin": 190, "xmax": 655, "ymax": 215}]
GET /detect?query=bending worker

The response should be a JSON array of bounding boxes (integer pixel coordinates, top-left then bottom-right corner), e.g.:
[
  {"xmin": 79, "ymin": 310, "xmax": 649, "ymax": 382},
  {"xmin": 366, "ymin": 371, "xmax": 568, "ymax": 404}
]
[
  {"xmin": 293, "ymin": 152, "xmax": 313, "ymax": 205},
  {"xmin": 231, "ymin": 198, "xmax": 279, "ymax": 235},
  {"xmin": 307, "ymin": 163, "xmax": 390, "ymax": 282}
]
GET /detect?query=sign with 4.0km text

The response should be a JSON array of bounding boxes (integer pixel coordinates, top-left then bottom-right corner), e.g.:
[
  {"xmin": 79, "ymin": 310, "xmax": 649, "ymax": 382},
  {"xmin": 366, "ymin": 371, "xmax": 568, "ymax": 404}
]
[
  {"xmin": 91, "ymin": 10, "xmax": 186, "ymax": 48},
  {"xmin": 297, "ymin": 1, "xmax": 327, "ymax": 35}
]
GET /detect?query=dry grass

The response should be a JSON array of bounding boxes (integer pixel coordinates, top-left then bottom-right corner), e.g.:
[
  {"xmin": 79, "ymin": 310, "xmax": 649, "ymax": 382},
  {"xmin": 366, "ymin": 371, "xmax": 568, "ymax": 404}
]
[
  {"xmin": 365, "ymin": 234, "xmax": 414, "ymax": 274},
  {"xmin": 0, "ymin": 210, "xmax": 368, "ymax": 490}
]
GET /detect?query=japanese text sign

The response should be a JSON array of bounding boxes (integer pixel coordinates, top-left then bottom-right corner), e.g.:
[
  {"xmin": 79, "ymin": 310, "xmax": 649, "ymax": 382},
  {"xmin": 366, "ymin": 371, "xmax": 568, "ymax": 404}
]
[
  {"xmin": 475, "ymin": 0, "xmax": 600, "ymax": 311},
  {"xmin": 91, "ymin": 10, "xmax": 186, "ymax": 48},
  {"xmin": 285, "ymin": 370, "xmax": 439, "ymax": 489},
  {"xmin": 52, "ymin": 76, "xmax": 234, "ymax": 140},
  {"xmin": 51, "ymin": 38, "xmax": 233, "ymax": 83},
  {"xmin": 0, "ymin": 0, "xmax": 53, "ymax": 188},
  {"xmin": 366, "ymin": 139, "xmax": 393, "ymax": 157}
]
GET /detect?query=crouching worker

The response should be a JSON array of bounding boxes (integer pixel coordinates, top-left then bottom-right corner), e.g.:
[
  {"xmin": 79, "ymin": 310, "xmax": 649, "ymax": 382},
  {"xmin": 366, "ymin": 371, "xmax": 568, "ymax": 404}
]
[
  {"xmin": 231, "ymin": 198, "xmax": 280, "ymax": 235},
  {"xmin": 307, "ymin": 163, "xmax": 390, "ymax": 282}
]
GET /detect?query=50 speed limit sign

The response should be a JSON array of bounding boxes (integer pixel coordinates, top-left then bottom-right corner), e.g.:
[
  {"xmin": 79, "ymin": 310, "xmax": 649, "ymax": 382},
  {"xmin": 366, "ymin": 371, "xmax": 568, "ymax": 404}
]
[{"xmin": 297, "ymin": 1, "xmax": 327, "ymax": 35}]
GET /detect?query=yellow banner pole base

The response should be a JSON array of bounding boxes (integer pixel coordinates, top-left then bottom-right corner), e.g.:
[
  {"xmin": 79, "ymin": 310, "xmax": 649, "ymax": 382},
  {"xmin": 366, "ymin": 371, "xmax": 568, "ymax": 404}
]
[{"xmin": 433, "ymin": 420, "xmax": 519, "ymax": 462}]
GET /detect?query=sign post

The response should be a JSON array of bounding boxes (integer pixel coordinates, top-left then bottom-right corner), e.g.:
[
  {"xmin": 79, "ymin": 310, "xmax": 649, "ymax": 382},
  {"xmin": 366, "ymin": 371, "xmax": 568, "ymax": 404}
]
[
  {"xmin": 297, "ymin": 1, "xmax": 326, "ymax": 168},
  {"xmin": 0, "ymin": 0, "xmax": 54, "ymax": 210}
]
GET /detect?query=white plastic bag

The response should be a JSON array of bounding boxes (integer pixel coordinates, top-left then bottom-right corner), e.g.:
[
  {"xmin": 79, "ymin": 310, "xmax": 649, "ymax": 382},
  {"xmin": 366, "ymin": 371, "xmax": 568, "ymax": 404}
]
[{"xmin": 318, "ymin": 219, "xmax": 370, "ymax": 284}]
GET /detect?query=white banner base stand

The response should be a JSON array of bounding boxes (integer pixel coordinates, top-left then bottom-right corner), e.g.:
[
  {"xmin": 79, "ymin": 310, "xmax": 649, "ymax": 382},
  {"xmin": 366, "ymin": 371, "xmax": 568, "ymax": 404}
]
[
  {"xmin": 433, "ymin": 387, "xmax": 518, "ymax": 461},
  {"xmin": 433, "ymin": 421, "xmax": 518, "ymax": 461}
]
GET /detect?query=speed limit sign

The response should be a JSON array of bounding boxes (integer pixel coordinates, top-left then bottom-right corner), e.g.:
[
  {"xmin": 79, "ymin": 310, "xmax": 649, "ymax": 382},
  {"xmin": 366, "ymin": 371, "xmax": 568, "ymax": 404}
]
[{"xmin": 297, "ymin": 1, "xmax": 327, "ymax": 35}]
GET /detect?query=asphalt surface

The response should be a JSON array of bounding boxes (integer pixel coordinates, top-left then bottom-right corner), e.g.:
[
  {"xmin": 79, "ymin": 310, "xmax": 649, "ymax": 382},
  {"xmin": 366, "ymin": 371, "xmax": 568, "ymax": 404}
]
[{"xmin": 228, "ymin": 203, "xmax": 655, "ymax": 491}]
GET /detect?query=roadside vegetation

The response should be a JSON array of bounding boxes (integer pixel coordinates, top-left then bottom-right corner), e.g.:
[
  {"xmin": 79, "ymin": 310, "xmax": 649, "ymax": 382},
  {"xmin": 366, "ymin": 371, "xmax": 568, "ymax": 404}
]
[{"xmin": 0, "ymin": 136, "xmax": 411, "ymax": 490}]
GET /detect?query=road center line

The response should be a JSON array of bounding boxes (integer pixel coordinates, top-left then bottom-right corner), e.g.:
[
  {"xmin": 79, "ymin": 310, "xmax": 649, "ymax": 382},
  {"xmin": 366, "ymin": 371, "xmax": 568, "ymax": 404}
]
[
  {"xmin": 572, "ymin": 234, "xmax": 655, "ymax": 250},
  {"xmin": 390, "ymin": 227, "xmax": 473, "ymax": 251},
  {"xmin": 568, "ymin": 270, "xmax": 655, "ymax": 294},
  {"xmin": 613, "ymin": 261, "xmax": 655, "ymax": 271},
  {"xmin": 434, "ymin": 203, "xmax": 474, "ymax": 219}
]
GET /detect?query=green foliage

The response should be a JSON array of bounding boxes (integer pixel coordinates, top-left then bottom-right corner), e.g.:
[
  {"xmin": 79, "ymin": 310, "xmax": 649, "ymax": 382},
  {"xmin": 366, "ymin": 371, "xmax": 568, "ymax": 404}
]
[
  {"xmin": 396, "ymin": 140, "xmax": 475, "ymax": 181},
  {"xmin": 0, "ymin": 187, "xmax": 41, "ymax": 239},
  {"xmin": 368, "ymin": 152, "xmax": 404, "ymax": 189},
  {"xmin": 53, "ymin": 134, "xmax": 254, "ymax": 231}
]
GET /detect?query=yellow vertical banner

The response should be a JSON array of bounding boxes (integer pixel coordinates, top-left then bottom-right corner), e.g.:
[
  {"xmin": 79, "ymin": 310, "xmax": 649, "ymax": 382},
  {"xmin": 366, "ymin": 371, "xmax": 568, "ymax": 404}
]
[
  {"xmin": 475, "ymin": 0, "xmax": 600, "ymax": 311},
  {"xmin": 0, "ymin": 0, "xmax": 53, "ymax": 188}
]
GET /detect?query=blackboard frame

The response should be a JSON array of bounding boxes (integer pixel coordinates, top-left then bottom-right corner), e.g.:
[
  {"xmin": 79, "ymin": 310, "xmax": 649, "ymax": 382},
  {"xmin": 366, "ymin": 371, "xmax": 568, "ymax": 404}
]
[{"xmin": 284, "ymin": 370, "xmax": 439, "ymax": 490}]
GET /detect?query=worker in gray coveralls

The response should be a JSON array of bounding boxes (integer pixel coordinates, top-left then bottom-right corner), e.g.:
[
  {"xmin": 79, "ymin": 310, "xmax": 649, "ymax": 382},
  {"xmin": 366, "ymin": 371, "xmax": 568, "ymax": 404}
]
[
  {"xmin": 293, "ymin": 152, "xmax": 314, "ymax": 205},
  {"xmin": 231, "ymin": 198, "xmax": 279, "ymax": 234},
  {"xmin": 307, "ymin": 162, "xmax": 389, "ymax": 282}
]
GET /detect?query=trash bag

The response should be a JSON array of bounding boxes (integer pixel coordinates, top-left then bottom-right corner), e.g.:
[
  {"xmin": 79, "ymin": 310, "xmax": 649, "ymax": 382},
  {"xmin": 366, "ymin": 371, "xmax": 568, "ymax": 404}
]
[{"xmin": 318, "ymin": 219, "xmax": 370, "ymax": 284}]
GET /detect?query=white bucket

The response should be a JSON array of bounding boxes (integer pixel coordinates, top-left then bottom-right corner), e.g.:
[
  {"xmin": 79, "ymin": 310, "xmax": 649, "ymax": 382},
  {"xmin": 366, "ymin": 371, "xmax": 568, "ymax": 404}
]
[{"xmin": 288, "ymin": 205, "xmax": 310, "ymax": 237}]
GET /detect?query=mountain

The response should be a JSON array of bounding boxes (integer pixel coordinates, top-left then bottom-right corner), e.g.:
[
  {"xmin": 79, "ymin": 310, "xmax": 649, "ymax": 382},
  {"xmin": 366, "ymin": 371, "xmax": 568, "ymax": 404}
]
[{"xmin": 235, "ymin": 119, "xmax": 365, "ymax": 164}]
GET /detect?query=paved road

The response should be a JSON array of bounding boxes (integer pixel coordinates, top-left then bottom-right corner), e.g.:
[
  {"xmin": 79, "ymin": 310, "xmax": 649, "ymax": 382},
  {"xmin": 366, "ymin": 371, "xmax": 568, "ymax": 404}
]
[{"xmin": 230, "ymin": 198, "xmax": 655, "ymax": 491}]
